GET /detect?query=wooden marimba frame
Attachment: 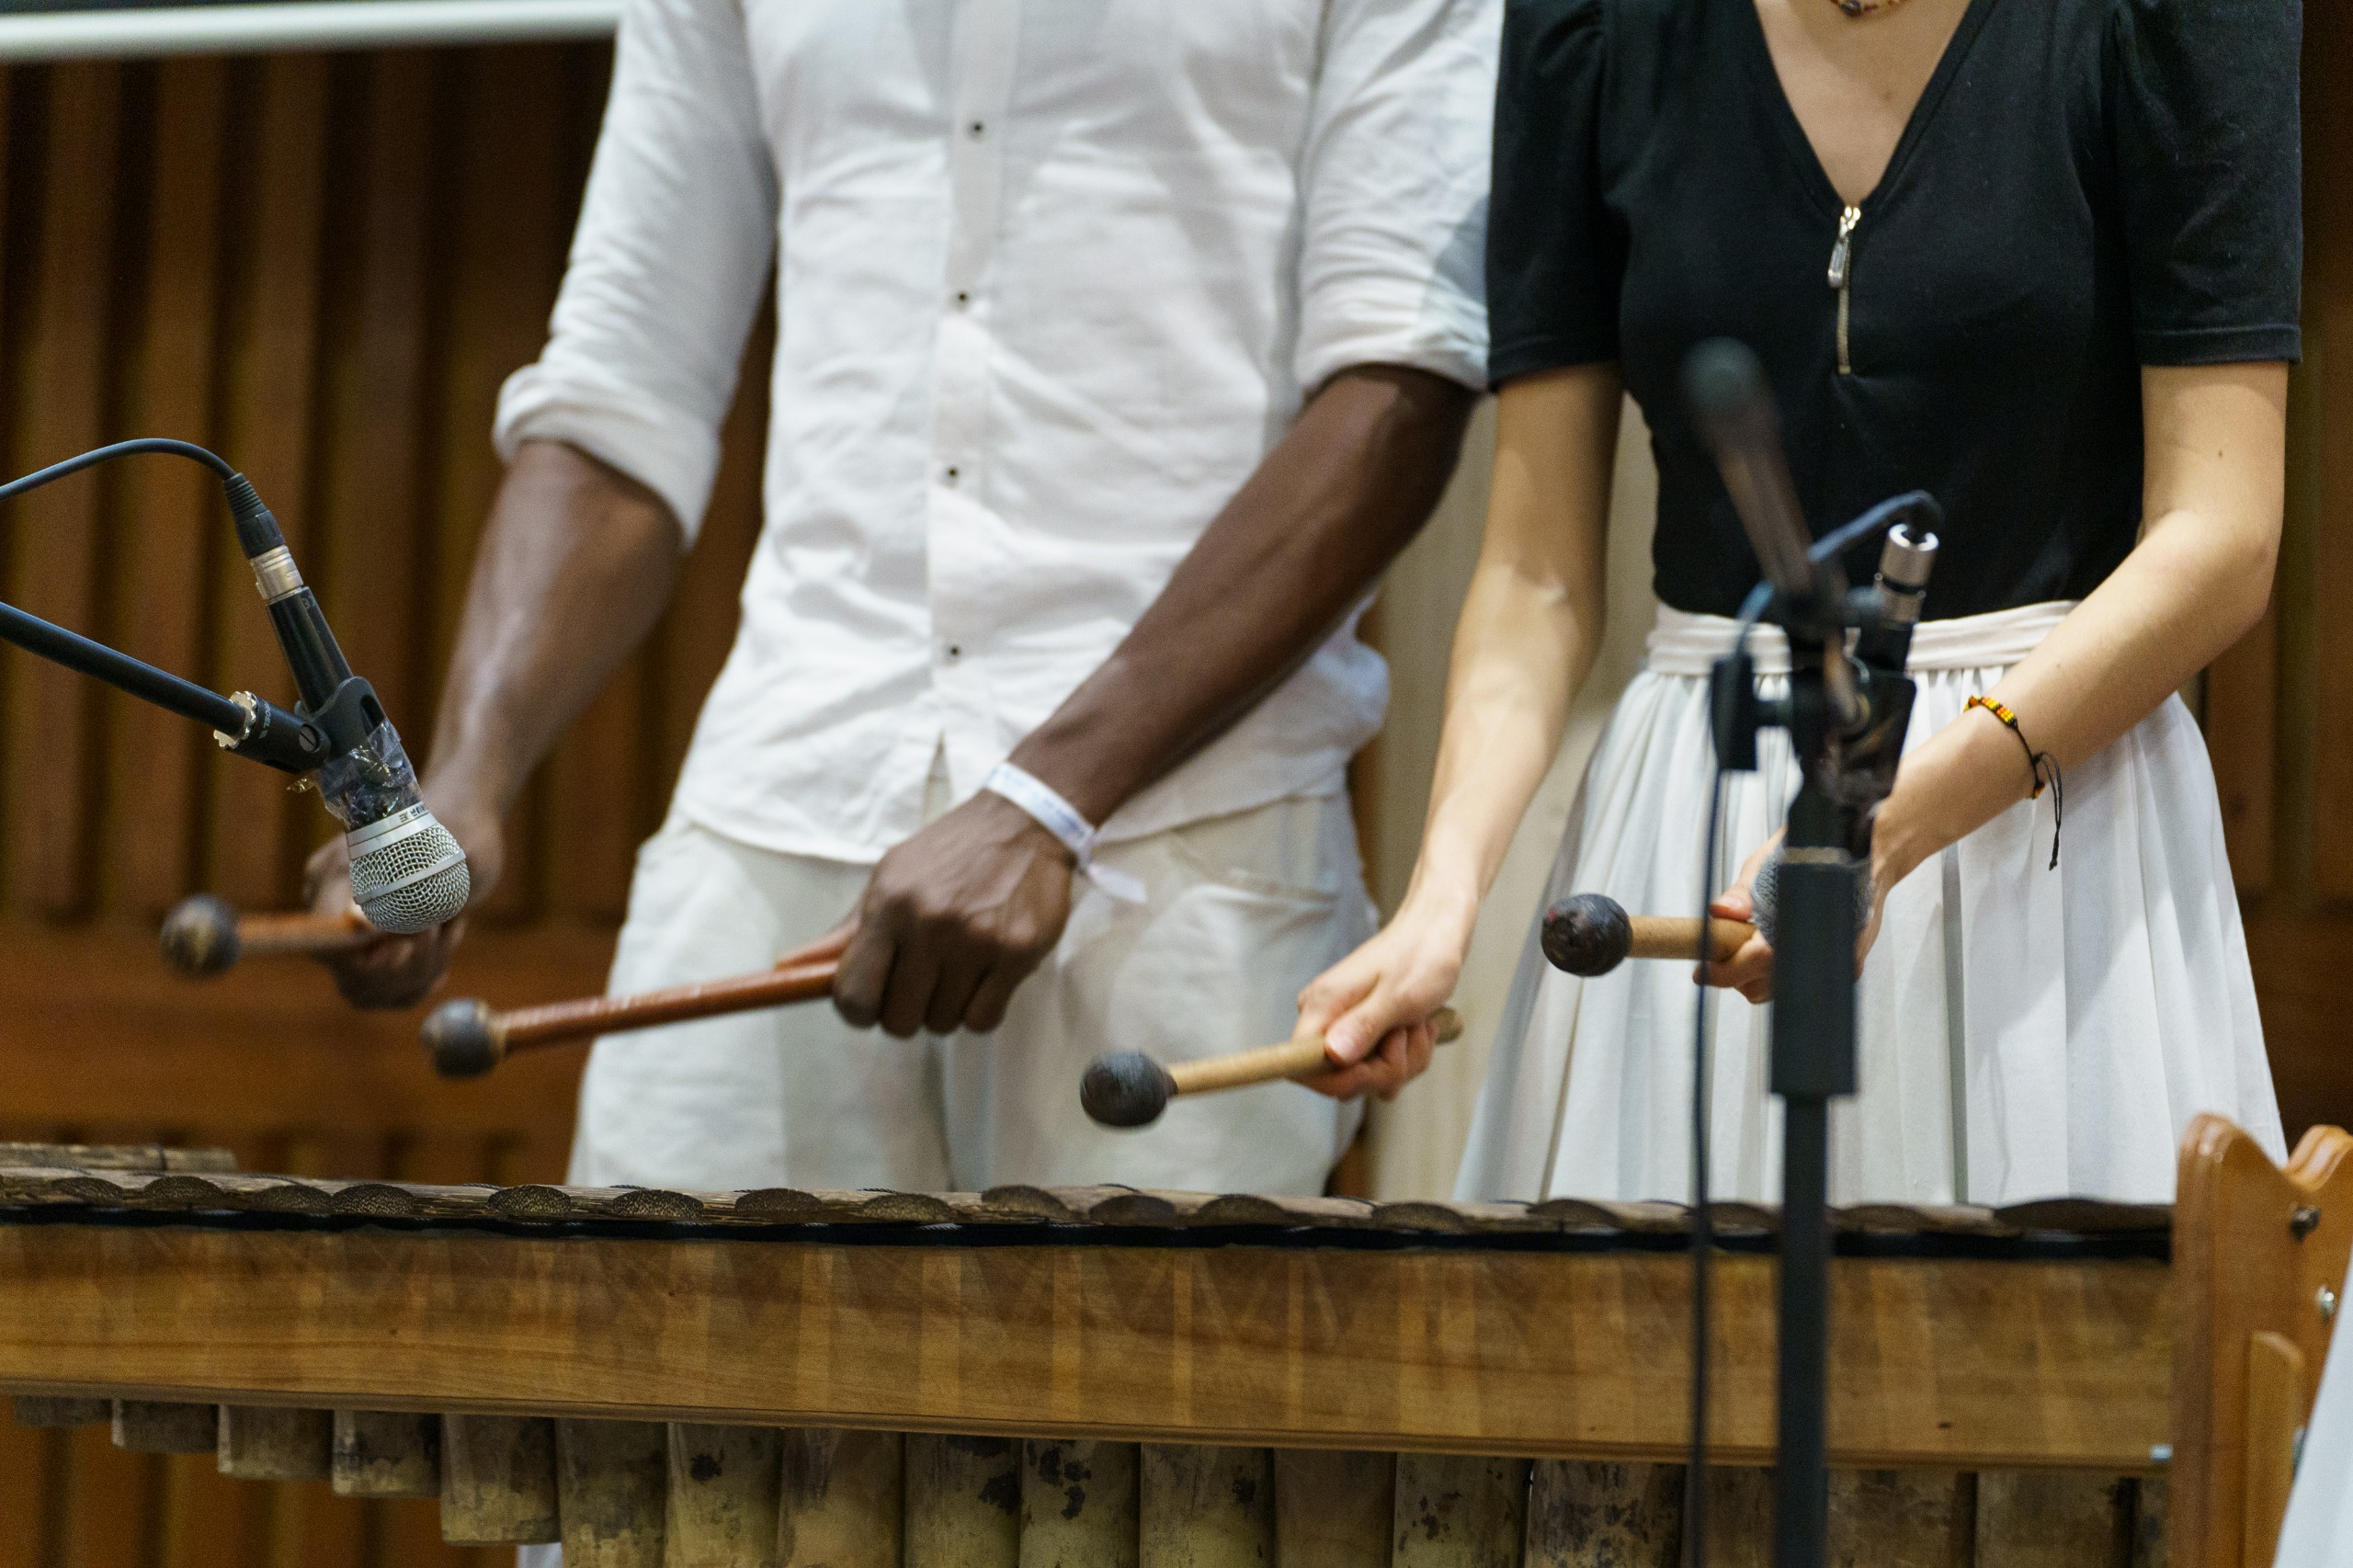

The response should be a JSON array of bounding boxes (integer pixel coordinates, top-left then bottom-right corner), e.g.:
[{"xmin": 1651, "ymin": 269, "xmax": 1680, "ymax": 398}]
[{"xmin": 0, "ymin": 1117, "xmax": 2338, "ymax": 1564}]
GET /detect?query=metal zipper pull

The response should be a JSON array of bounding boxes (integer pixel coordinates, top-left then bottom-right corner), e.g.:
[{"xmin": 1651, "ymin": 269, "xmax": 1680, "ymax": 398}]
[
  {"xmin": 1826, "ymin": 205, "xmax": 1860, "ymax": 290},
  {"xmin": 1829, "ymin": 205, "xmax": 1861, "ymax": 374}
]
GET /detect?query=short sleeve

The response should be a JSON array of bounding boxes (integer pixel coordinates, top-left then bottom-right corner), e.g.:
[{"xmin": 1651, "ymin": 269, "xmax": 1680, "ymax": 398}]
[
  {"xmin": 1486, "ymin": 0, "xmax": 1620, "ymax": 387},
  {"xmin": 2111, "ymin": 0, "xmax": 2302, "ymax": 365},
  {"xmin": 1290, "ymin": 0, "xmax": 1501, "ymax": 394},
  {"xmin": 494, "ymin": 0, "xmax": 779, "ymax": 540}
]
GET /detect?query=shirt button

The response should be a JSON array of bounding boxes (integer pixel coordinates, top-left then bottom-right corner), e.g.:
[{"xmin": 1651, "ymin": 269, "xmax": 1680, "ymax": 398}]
[
  {"xmin": 967, "ymin": 119, "xmax": 987, "ymax": 140},
  {"xmin": 942, "ymin": 465, "xmax": 961, "ymax": 485},
  {"xmin": 944, "ymin": 644, "xmax": 963, "ymax": 662},
  {"xmin": 952, "ymin": 290, "xmax": 972, "ymax": 309}
]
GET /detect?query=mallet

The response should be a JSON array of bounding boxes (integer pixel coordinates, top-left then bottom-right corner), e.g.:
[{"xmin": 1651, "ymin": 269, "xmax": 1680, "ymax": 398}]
[
  {"xmin": 421, "ymin": 931, "xmax": 849, "ymax": 1079},
  {"xmin": 158, "ymin": 893, "xmax": 373, "ymax": 978},
  {"xmin": 1539, "ymin": 892, "xmax": 1755, "ymax": 977},
  {"xmin": 1081, "ymin": 1006, "xmax": 1465, "ymax": 1129}
]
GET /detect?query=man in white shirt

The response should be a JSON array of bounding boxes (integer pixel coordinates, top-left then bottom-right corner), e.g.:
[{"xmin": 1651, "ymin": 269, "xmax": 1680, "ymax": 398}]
[{"xmin": 314, "ymin": 0, "xmax": 1496, "ymax": 1196}]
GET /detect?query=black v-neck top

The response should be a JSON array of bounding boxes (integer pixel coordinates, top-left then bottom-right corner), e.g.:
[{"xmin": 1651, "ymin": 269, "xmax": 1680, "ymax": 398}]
[{"xmin": 1487, "ymin": 0, "xmax": 2302, "ymax": 619}]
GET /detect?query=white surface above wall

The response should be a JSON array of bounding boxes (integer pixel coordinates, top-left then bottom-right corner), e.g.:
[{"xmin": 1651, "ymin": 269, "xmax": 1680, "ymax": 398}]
[{"xmin": 0, "ymin": 0, "xmax": 617, "ymax": 60}]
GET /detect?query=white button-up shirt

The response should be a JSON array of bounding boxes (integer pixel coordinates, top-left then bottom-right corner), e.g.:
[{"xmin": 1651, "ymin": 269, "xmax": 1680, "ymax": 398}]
[{"xmin": 496, "ymin": 0, "xmax": 1495, "ymax": 863}]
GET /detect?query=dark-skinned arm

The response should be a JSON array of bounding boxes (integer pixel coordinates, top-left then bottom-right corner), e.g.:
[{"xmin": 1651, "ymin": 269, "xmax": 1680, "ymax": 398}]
[
  {"xmin": 830, "ymin": 364, "xmax": 1475, "ymax": 1078},
  {"xmin": 304, "ymin": 440, "xmax": 684, "ymax": 1006}
]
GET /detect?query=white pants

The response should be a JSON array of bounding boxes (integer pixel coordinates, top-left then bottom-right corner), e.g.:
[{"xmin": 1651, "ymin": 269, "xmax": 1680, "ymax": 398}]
[{"xmin": 566, "ymin": 788, "xmax": 1376, "ymax": 1195}]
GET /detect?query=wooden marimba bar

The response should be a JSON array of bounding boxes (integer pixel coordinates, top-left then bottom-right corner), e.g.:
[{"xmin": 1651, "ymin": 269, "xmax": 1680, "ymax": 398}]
[{"xmin": 0, "ymin": 1121, "xmax": 2337, "ymax": 1565}]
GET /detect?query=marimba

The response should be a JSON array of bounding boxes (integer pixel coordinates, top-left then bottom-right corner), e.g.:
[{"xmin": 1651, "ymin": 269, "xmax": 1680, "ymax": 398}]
[{"xmin": 0, "ymin": 1118, "xmax": 2338, "ymax": 1566}]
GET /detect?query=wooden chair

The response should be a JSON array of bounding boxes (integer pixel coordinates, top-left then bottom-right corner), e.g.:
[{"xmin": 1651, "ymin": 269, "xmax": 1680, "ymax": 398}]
[{"xmin": 2172, "ymin": 1114, "xmax": 2353, "ymax": 1567}]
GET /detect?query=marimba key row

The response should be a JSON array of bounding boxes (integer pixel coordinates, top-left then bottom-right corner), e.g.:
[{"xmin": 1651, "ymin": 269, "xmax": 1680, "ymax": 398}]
[{"xmin": 7, "ymin": 1397, "xmax": 2157, "ymax": 1565}]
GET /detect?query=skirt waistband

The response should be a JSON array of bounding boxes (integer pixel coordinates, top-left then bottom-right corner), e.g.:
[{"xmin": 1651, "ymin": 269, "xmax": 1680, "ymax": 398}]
[{"xmin": 1644, "ymin": 600, "xmax": 2075, "ymax": 677}]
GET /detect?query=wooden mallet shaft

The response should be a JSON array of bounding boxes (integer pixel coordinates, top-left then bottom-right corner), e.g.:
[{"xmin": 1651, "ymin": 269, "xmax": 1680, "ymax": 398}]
[
  {"xmin": 159, "ymin": 894, "xmax": 373, "ymax": 978},
  {"xmin": 1540, "ymin": 892, "xmax": 1754, "ymax": 978},
  {"xmin": 423, "ymin": 933, "xmax": 849, "ymax": 1078},
  {"xmin": 1082, "ymin": 1006, "xmax": 1464, "ymax": 1128}
]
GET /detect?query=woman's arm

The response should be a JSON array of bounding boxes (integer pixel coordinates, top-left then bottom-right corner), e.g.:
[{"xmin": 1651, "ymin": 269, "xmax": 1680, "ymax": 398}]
[
  {"xmin": 1708, "ymin": 360, "xmax": 2288, "ymax": 998},
  {"xmin": 1296, "ymin": 362, "xmax": 1623, "ymax": 1095}
]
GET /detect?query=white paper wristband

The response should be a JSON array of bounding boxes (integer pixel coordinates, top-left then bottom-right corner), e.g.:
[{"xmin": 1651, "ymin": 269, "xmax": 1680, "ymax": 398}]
[{"xmin": 982, "ymin": 761, "xmax": 1147, "ymax": 903}]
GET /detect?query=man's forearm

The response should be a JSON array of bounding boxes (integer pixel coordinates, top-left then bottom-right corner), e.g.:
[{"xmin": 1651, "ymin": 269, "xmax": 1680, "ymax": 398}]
[
  {"xmin": 423, "ymin": 439, "xmax": 685, "ymax": 818},
  {"xmin": 1011, "ymin": 365, "xmax": 1476, "ymax": 823}
]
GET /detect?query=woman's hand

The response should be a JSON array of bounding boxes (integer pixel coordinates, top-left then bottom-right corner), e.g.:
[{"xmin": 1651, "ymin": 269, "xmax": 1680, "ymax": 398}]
[
  {"xmin": 1292, "ymin": 891, "xmax": 1476, "ymax": 1102},
  {"xmin": 1703, "ymin": 836, "xmax": 1779, "ymax": 1003},
  {"xmin": 1699, "ymin": 827, "xmax": 1898, "ymax": 1003}
]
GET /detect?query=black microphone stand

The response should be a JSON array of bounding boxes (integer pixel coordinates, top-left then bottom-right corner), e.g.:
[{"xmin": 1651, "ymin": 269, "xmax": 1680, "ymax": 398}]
[
  {"xmin": 1684, "ymin": 326, "xmax": 1953, "ymax": 1568},
  {"xmin": 0, "ymin": 588, "xmax": 325, "ymax": 775},
  {"xmin": 1711, "ymin": 497, "xmax": 1938, "ymax": 1568},
  {"xmin": 0, "ymin": 439, "xmax": 336, "ymax": 776}
]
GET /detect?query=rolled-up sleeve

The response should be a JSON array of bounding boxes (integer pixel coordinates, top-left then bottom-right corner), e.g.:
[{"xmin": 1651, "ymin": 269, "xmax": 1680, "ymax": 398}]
[
  {"xmin": 1291, "ymin": 0, "xmax": 1500, "ymax": 393},
  {"xmin": 493, "ymin": 0, "xmax": 779, "ymax": 540}
]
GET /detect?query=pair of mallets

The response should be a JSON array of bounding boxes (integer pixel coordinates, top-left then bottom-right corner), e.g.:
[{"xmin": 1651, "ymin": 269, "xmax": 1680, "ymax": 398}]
[{"xmin": 155, "ymin": 894, "xmax": 1461, "ymax": 1127}]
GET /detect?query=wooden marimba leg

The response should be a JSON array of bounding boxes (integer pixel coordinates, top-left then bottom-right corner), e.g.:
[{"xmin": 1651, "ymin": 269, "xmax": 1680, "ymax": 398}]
[
  {"xmin": 905, "ymin": 1434, "xmax": 1020, "ymax": 1568},
  {"xmin": 1826, "ymin": 1470, "xmax": 1973, "ymax": 1565},
  {"xmin": 218, "ymin": 1405, "xmax": 331, "ymax": 1481},
  {"xmin": 666, "ymin": 1422, "xmax": 783, "ymax": 1567},
  {"xmin": 904, "ymin": 1431, "xmax": 1016, "ymax": 1553},
  {"xmin": 1272, "ymin": 1449, "xmax": 1392, "ymax": 1566},
  {"xmin": 1021, "ymin": 1437, "xmax": 1138, "ymax": 1567},
  {"xmin": 1140, "ymin": 1444, "xmax": 1276, "ymax": 1567},
  {"xmin": 1524, "ymin": 1460, "xmax": 1683, "ymax": 1566},
  {"xmin": 111, "ymin": 1400, "xmax": 217, "ymax": 1453},
  {"xmin": 1392, "ymin": 1454, "xmax": 1529, "ymax": 1566},
  {"xmin": 1975, "ymin": 1471, "xmax": 2131, "ymax": 1566},
  {"xmin": 556, "ymin": 1419, "xmax": 667, "ymax": 1567},
  {"xmin": 442, "ymin": 1414, "xmax": 561, "ymax": 1544},
  {"xmin": 13, "ymin": 1397, "xmax": 107, "ymax": 1427},
  {"xmin": 1702, "ymin": 1466, "xmax": 1775, "ymax": 1568},
  {"xmin": 2131, "ymin": 1475, "xmax": 2166, "ymax": 1567},
  {"xmin": 332, "ymin": 1410, "xmax": 441, "ymax": 1497},
  {"xmin": 779, "ymin": 1427, "xmax": 903, "ymax": 1568}
]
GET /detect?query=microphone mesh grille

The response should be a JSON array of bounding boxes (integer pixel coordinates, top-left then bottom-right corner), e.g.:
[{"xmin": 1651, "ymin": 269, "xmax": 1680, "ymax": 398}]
[{"xmin": 349, "ymin": 812, "xmax": 471, "ymax": 935}]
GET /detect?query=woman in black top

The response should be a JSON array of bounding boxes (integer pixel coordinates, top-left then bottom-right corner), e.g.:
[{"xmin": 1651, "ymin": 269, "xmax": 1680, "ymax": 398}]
[{"xmin": 1299, "ymin": 0, "xmax": 2297, "ymax": 1204}]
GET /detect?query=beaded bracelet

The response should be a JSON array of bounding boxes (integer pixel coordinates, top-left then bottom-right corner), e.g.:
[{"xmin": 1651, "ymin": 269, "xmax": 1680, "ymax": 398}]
[{"xmin": 1965, "ymin": 695, "xmax": 2062, "ymax": 869}]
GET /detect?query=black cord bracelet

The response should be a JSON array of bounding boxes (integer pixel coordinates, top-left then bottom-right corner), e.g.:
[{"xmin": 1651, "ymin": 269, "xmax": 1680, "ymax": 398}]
[{"xmin": 1966, "ymin": 695, "xmax": 2062, "ymax": 869}]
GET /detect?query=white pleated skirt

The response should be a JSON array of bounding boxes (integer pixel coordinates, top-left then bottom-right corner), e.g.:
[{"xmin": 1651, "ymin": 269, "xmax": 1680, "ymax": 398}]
[{"xmin": 1455, "ymin": 602, "xmax": 2286, "ymax": 1207}]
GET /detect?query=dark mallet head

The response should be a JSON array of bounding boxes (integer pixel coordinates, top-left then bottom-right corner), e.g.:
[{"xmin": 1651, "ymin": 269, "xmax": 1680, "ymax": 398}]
[
  {"xmin": 1081, "ymin": 1050, "xmax": 1179, "ymax": 1128},
  {"xmin": 159, "ymin": 894, "xmax": 241, "ymax": 978},
  {"xmin": 422, "ymin": 998, "xmax": 505, "ymax": 1079},
  {"xmin": 1540, "ymin": 892, "xmax": 1633, "ymax": 977}
]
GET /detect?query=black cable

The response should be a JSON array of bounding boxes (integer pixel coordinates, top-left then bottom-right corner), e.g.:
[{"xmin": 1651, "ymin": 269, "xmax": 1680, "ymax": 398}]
[
  {"xmin": 1683, "ymin": 768, "xmax": 1726, "ymax": 1568},
  {"xmin": 0, "ymin": 438, "xmax": 322, "ymax": 772},
  {"xmin": 0, "ymin": 437, "xmax": 235, "ymax": 508},
  {"xmin": 1808, "ymin": 488, "xmax": 1938, "ymax": 571},
  {"xmin": 1686, "ymin": 579, "xmax": 1771, "ymax": 1568}
]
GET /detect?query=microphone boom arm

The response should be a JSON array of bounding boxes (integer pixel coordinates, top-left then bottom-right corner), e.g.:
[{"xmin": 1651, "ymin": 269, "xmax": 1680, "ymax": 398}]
[
  {"xmin": 0, "ymin": 596, "xmax": 324, "ymax": 773},
  {"xmin": 0, "ymin": 437, "xmax": 470, "ymax": 935}
]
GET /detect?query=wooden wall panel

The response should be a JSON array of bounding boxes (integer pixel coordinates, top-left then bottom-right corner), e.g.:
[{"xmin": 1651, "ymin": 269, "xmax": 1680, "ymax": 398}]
[
  {"xmin": 0, "ymin": 42, "xmax": 765, "ymax": 1568},
  {"xmin": 6, "ymin": 62, "xmax": 120, "ymax": 918},
  {"xmin": 207, "ymin": 55, "xmax": 331, "ymax": 913},
  {"xmin": 108, "ymin": 58, "xmax": 229, "ymax": 920},
  {"xmin": 2237, "ymin": 10, "xmax": 2353, "ymax": 1143}
]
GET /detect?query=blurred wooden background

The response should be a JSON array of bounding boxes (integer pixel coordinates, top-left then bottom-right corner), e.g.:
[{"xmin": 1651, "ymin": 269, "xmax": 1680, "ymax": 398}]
[
  {"xmin": 0, "ymin": 17, "xmax": 2340, "ymax": 1568},
  {"xmin": 0, "ymin": 43, "xmax": 755, "ymax": 1567}
]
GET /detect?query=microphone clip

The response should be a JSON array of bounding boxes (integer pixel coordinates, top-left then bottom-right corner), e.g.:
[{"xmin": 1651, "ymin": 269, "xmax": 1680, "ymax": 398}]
[{"xmin": 1707, "ymin": 503, "xmax": 1942, "ymax": 861}]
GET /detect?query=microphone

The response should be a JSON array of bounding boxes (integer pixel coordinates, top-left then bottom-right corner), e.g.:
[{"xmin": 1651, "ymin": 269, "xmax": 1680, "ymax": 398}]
[
  {"xmin": 1682, "ymin": 337, "xmax": 1860, "ymax": 724},
  {"xmin": 222, "ymin": 479, "xmax": 470, "ymax": 934},
  {"xmin": 1682, "ymin": 339, "xmax": 1824, "ymax": 617}
]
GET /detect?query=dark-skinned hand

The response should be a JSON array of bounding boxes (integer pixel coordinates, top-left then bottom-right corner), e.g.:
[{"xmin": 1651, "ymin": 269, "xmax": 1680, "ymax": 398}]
[
  {"xmin": 832, "ymin": 790, "xmax": 1078, "ymax": 1038},
  {"xmin": 302, "ymin": 791, "xmax": 499, "ymax": 1010}
]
